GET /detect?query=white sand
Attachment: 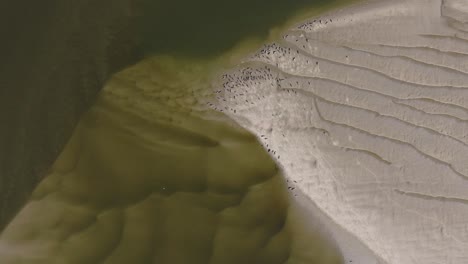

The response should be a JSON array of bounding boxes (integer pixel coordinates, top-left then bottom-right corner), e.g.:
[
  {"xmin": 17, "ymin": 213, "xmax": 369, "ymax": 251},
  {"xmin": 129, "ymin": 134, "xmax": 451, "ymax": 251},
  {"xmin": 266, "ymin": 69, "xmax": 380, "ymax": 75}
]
[{"xmin": 216, "ymin": 0, "xmax": 468, "ymax": 263}]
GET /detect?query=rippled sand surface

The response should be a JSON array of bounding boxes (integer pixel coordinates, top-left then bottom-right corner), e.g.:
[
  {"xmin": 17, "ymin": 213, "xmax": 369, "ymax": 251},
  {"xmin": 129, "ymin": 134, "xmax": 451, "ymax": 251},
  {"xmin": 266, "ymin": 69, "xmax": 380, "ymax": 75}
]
[{"xmin": 214, "ymin": 0, "xmax": 468, "ymax": 263}]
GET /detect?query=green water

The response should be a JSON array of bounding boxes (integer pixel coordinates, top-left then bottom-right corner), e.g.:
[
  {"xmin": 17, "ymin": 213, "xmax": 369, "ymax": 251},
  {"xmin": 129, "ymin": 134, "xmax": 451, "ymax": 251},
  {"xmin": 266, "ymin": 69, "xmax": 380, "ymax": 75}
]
[{"xmin": 137, "ymin": 0, "xmax": 361, "ymax": 57}]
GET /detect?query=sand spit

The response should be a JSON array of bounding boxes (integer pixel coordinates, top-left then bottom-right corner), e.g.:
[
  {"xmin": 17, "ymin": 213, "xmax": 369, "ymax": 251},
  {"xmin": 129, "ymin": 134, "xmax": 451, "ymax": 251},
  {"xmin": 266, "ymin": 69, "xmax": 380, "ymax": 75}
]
[{"xmin": 214, "ymin": 0, "xmax": 468, "ymax": 263}]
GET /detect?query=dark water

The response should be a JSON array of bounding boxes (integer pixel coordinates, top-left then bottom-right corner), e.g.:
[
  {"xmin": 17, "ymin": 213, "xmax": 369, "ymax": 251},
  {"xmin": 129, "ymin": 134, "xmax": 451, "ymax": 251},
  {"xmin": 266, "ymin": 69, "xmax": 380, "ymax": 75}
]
[{"xmin": 138, "ymin": 0, "xmax": 332, "ymax": 57}]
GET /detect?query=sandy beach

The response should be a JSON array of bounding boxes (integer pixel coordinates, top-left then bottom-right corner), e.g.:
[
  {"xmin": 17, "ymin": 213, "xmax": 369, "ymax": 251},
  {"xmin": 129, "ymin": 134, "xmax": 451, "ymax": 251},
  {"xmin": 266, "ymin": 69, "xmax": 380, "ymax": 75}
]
[{"xmin": 215, "ymin": 0, "xmax": 468, "ymax": 263}]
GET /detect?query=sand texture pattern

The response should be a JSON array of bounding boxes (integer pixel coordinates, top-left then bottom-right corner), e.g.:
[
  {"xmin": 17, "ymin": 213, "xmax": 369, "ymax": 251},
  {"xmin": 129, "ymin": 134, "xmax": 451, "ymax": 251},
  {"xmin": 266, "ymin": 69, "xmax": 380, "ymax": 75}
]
[{"xmin": 213, "ymin": 0, "xmax": 468, "ymax": 263}]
